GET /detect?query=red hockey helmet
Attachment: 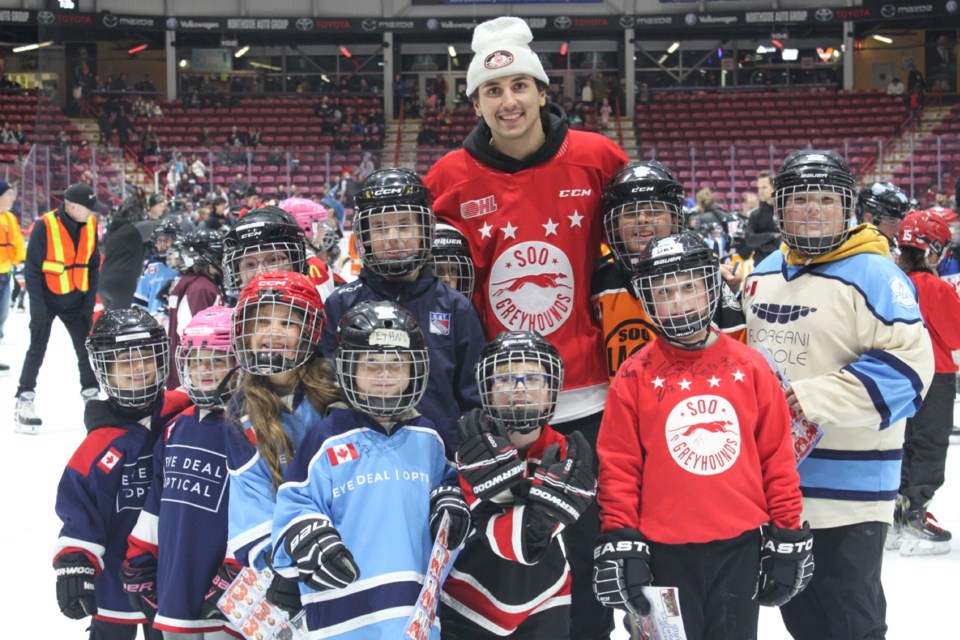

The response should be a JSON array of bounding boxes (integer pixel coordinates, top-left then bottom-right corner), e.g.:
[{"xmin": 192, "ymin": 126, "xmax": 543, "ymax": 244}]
[{"xmin": 898, "ymin": 209, "xmax": 951, "ymax": 256}]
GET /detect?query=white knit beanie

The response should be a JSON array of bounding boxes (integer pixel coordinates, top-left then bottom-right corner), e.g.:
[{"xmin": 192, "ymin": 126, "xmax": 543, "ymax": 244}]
[{"xmin": 466, "ymin": 17, "xmax": 549, "ymax": 98}]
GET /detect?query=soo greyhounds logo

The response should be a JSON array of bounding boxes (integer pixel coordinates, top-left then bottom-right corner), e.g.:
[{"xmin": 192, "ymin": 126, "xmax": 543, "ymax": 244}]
[
  {"xmin": 488, "ymin": 241, "xmax": 573, "ymax": 335},
  {"xmin": 665, "ymin": 394, "xmax": 741, "ymax": 475}
]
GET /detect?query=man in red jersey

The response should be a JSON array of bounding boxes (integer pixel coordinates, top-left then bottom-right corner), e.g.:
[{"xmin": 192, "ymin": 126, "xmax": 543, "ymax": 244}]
[{"xmin": 424, "ymin": 16, "xmax": 627, "ymax": 639}]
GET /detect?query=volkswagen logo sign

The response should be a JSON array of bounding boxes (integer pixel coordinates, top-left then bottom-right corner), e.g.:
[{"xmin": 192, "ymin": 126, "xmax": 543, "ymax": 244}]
[
  {"xmin": 684, "ymin": 13, "xmax": 698, "ymax": 26},
  {"xmin": 296, "ymin": 18, "xmax": 314, "ymax": 31},
  {"xmin": 166, "ymin": 17, "xmax": 178, "ymax": 30},
  {"xmin": 361, "ymin": 19, "xmax": 377, "ymax": 32},
  {"xmin": 619, "ymin": 16, "xmax": 635, "ymax": 28},
  {"xmin": 103, "ymin": 15, "xmax": 118, "ymax": 28},
  {"xmin": 554, "ymin": 16, "xmax": 572, "ymax": 30},
  {"xmin": 881, "ymin": 5, "xmax": 897, "ymax": 18},
  {"xmin": 814, "ymin": 8, "xmax": 834, "ymax": 22},
  {"xmin": 38, "ymin": 11, "xmax": 55, "ymax": 25}
]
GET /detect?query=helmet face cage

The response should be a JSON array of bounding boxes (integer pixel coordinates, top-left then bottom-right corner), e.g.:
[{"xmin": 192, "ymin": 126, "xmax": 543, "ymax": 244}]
[
  {"xmin": 223, "ymin": 241, "xmax": 307, "ymax": 292},
  {"xmin": 336, "ymin": 346, "xmax": 430, "ymax": 418},
  {"xmin": 634, "ymin": 265, "xmax": 720, "ymax": 342},
  {"xmin": 775, "ymin": 183, "xmax": 855, "ymax": 256},
  {"xmin": 856, "ymin": 182, "xmax": 909, "ymax": 225},
  {"xmin": 354, "ymin": 205, "xmax": 435, "ymax": 277},
  {"xmin": 232, "ymin": 296, "xmax": 322, "ymax": 375},
  {"xmin": 476, "ymin": 338, "xmax": 563, "ymax": 434},
  {"xmin": 898, "ymin": 211, "xmax": 951, "ymax": 256},
  {"xmin": 176, "ymin": 346, "xmax": 237, "ymax": 408},
  {"xmin": 179, "ymin": 230, "xmax": 224, "ymax": 273},
  {"xmin": 151, "ymin": 222, "xmax": 179, "ymax": 258},
  {"xmin": 604, "ymin": 200, "xmax": 683, "ymax": 271},
  {"xmin": 89, "ymin": 336, "xmax": 170, "ymax": 408},
  {"xmin": 313, "ymin": 219, "xmax": 343, "ymax": 261},
  {"xmin": 432, "ymin": 254, "xmax": 475, "ymax": 298}
]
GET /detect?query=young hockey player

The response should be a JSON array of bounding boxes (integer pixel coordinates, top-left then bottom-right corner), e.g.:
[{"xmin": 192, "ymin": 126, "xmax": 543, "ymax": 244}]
[
  {"xmin": 431, "ymin": 223, "xmax": 475, "ymax": 298},
  {"xmin": 279, "ymin": 196, "xmax": 345, "ymax": 286},
  {"xmin": 272, "ymin": 300, "xmax": 469, "ymax": 639},
  {"xmin": 594, "ymin": 232, "xmax": 809, "ymax": 640},
  {"xmin": 53, "ymin": 307, "xmax": 190, "ymax": 639},
  {"xmin": 222, "ymin": 205, "xmax": 333, "ymax": 302},
  {"xmin": 133, "ymin": 218, "xmax": 181, "ymax": 324},
  {"xmin": 442, "ymin": 331, "xmax": 597, "ymax": 638},
  {"xmin": 320, "ymin": 169, "xmax": 484, "ymax": 449},
  {"xmin": 887, "ymin": 210, "xmax": 960, "ymax": 555},
  {"xmin": 592, "ymin": 161, "xmax": 745, "ymax": 381},
  {"xmin": 855, "ymin": 181, "xmax": 910, "ymax": 252},
  {"xmin": 225, "ymin": 272, "xmax": 340, "ymax": 612},
  {"xmin": 167, "ymin": 228, "xmax": 224, "ymax": 389},
  {"xmin": 124, "ymin": 306, "xmax": 239, "ymax": 638}
]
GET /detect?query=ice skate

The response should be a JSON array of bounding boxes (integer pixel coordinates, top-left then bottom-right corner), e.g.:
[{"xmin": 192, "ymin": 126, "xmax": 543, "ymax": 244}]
[
  {"xmin": 14, "ymin": 391, "xmax": 42, "ymax": 435},
  {"xmin": 885, "ymin": 495, "xmax": 906, "ymax": 550},
  {"xmin": 900, "ymin": 509, "xmax": 952, "ymax": 556}
]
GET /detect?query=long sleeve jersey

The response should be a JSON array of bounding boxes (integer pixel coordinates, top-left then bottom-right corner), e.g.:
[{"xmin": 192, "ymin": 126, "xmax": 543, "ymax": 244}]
[
  {"xmin": 225, "ymin": 389, "xmax": 324, "ymax": 569},
  {"xmin": 133, "ymin": 257, "xmax": 178, "ymax": 316},
  {"xmin": 425, "ymin": 114, "xmax": 627, "ymax": 423},
  {"xmin": 272, "ymin": 405, "xmax": 452, "ymax": 639},
  {"xmin": 320, "ymin": 267, "xmax": 484, "ymax": 449},
  {"xmin": 441, "ymin": 425, "xmax": 573, "ymax": 637},
  {"xmin": 166, "ymin": 272, "xmax": 221, "ymax": 389},
  {"xmin": 126, "ymin": 407, "xmax": 232, "ymax": 634},
  {"xmin": 597, "ymin": 335, "xmax": 802, "ymax": 543},
  {"xmin": 743, "ymin": 227, "xmax": 934, "ymax": 528},
  {"xmin": 53, "ymin": 392, "xmax": 190, "ymax": 625},
  {"xmin": 907, "ymin": 270, "xmax": 960, "ymax": 373}
]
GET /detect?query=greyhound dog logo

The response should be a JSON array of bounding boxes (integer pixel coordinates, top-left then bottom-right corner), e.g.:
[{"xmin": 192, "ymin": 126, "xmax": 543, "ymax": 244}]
[
  {"xmin": 488, "ymin": 241, "xmax": 574, "ymax": 335},
  {"xmin": 665, "ymin": 395, "xmax": 741, "ymax": 475}
]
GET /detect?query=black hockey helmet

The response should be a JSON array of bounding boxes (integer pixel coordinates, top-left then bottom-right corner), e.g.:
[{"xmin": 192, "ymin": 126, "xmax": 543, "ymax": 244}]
[
  {"xmin": 856, "ymin": 181, "xmax": 910, "ymax": 224},
  {"xmin": 430, "ymin": 223, "xmax": 475, "ymax": 298},
  {"xmin": 353, "ymin": 168, "xmax": 435, "ymax": 278},
  {"xmin": 335, "ymin": 300, "xmax": 429, "ymax": 418},
  {"xmin": 602, "ymin": 161, "xmax": 686, "ymax": 272},
  {"xmin": 631, "ymin": 231, "xmax": 720, "ymax": 343},
  {"xmin": 179, "ymin": 227, "xmax": 224, "ymax": 273},
  {"xmin": 476, "ymin": 331, "xmax": 563, "ymax": 434},
  {"xmin": 150, "ymin": 218, "xmax": 181, "ymax": 257},
  {"xmin": 86, "ymin": 307, "xmax": 169, "ymax": 408},
  {"xmin": 222, "ymin": 206, "xmax": 307, "ymax": 291},
  {"xmin": 774, "ymin": 150, "xmax": 855, "ymax": 256}
]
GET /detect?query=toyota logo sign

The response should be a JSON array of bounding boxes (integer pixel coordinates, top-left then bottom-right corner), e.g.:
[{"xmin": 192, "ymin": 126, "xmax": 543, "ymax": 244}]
[
  {"xmin": 296, "ymin": 18, "xmax": 314, "ymax": 31},
  {"xmin": 553, "ymin": 16, "xmax": 572, "ymax": 30},
  {"xmin": 38, "ymin": 11, "xmax": 55, "ymax": 25},
  {"xmin": 814, "ymin": 8, "xmax": 834, "ymax": 22}
]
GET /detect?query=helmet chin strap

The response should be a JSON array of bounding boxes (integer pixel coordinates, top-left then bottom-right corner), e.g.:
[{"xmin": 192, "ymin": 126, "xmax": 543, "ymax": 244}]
[{"xmin": 664, "ymin": 326, "xmax": 718, "ymax": 350}]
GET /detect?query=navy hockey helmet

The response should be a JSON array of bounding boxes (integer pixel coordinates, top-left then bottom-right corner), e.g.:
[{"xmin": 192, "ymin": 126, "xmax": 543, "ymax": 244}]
[{"xmin": 222, "ymin": 206, "xmax": 307, "ymax": 292}]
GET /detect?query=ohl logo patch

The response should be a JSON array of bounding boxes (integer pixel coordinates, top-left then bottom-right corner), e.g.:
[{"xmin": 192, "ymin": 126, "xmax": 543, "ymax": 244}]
[
  {"xmin": 488, "ymin": 241, "xmax": 573, "ymax": 335},
  {"xmin": 665, "ymin": 395, "xmax": 741, "ymax": 476}
]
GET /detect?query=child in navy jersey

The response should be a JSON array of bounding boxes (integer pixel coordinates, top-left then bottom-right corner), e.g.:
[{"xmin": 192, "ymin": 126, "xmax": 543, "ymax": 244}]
[
  {"xmin": 54, "ymin": 307, "xmax": 190, "ymax": 640},
  {"xmin": 593, "ymin": 232, "xmax": 807, "ymax": 640},
  {"xmin": 126, "ymin": 306, "xmax": 239, "ymax": 639},
  {"xmin": 272, "ymin": 300, "xmax": 468, "ymax": 639}
]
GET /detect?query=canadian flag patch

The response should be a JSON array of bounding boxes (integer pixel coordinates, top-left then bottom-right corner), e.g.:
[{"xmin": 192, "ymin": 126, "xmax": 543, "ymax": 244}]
[
  {"xmin": 97, "ymin": 447, "xmax": 122, "ymax": 474},
  {"xmin": 326, "ymin": 443, "xmax": 359, "ymax": 466}
]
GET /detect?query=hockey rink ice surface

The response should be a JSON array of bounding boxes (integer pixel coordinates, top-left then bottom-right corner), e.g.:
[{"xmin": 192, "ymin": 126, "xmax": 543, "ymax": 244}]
[{"xmin": 2, "ymin": 309, "xmax": 958, "ymax": 639}]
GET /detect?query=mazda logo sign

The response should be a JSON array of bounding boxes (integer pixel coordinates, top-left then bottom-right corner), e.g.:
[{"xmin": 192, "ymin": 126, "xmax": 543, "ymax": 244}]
[
  {"xmin": 361, "ymin": 19, "xmax": 377, "ymax": 32},
  {"xmin": 103, "ymin": 15, "xmax": 118, "ymax": 28},
  {"xmin": 881, "ymin": 5, "xmax": 896, "ymax": 18}
]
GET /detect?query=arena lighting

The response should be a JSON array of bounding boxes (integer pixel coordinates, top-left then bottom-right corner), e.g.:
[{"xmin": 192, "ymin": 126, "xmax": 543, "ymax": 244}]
[
  {"xmin": 872, "ymin": 34, "xmax": 893, "ymax": 44},
  {"xmin": 560, "ymin": 42, "xmax": 568, "ymax": 56},
  {"xmin": 782, "ymin": 48, "xmax": 799, "ymax": 61},
  {"xmin": 771, "ymin": 39, "xmax": 784, "ymax": 49},
  {"xmin": 250, "ymin": 61, "xmax": 281, "ymax": 71},
  {"xmin": 657, "ymin": 53, "xmax": 668, "ymax": 64},
  {"xmin": 235, "ymin": 45, "xmax": 250, "ymax": 58},
  {"xmin": 127, "ymin": 44, "xmax": 147, "ymax": 55},
  {"xmin": 448, "ymin": 45, "xmax": 457, "ymax": 58},
  {"xmin": 717, "ymin": 47, "xmax": 723, "ymax": 58},
  {"xmin": 178, "ymin": 59, "xmax": 188, "ymax": 68},
  {"xmin": 339, "ymin": 45, "xmax": 352, "ymax": 58},
  {"xmin": 12, "ymin": 41, "xmax": 53, "ymax": 53},
  {"xmin": 667, "ymin": 42, "xmax": 680, "ymax": 54}
]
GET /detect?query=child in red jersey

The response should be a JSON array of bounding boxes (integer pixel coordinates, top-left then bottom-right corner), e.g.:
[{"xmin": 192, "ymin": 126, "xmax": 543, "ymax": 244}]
[{"xmin": 593, "ymin": 232, "xmax": 809, "ymax": 639}]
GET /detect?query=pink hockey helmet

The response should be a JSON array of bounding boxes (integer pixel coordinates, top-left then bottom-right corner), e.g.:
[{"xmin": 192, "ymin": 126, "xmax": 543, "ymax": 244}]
[
  {"xmin": 279, "ymin": 197, "xmax": 330, "ymax": 242},
  {"xmin": 176, "ymin": 305, "xmax": 237, "ymax": 407},
  {"xmin": 180, "ymin": 305, "xmax": 235, "ymax": 351}
]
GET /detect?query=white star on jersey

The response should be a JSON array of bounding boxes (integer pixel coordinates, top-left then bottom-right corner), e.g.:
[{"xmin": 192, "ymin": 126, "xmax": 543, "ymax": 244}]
[
  {"xmin": 652, "ymin": 376, "xmax": 665, "ymax": 388},
  {"xmin": 732, "ymin": 370, "xmax": 746, "ymax": 382},
  {"xmin": 479, "ymin": 222, "xmax": 493, "ymax": 239},
  {"xmin": 568, "ymin": 211, "xmax": 584, "ymax": 227},
  {"xmin": 542, "ymin": 219, "xmax": 559, "ymax": 237},
  {"xmin": 708, "ymin": 375, "xmax": 721, "ymax": 387},
  {"xmin": 679, "ymin": 378, "xmax": 692, "ymax": 390},
  {"xmin": 501, "ymin": 222, "xmax": 518, "ymax": 239}
]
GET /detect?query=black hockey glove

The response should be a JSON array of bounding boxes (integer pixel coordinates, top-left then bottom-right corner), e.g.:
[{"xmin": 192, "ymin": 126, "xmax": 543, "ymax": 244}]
[
  {"xmin": 593, "ymin": 528, "xmax": 653, "ymax": 618},
  {"xmin": 199, "ymin": 561, "xmax": 241, "ymax": 619},
  {"xmin": 757, "ymin": 522, "xmax": 814, "ymax": 607},
  {"xmin": 528, "ymin": 430, "xmax": 597, "ymax": 527},
  {"xmin": 266, "ymin": 572, "xmax": 303, "ymax": 615},
  {"xmin": 456, "ymin": 408, "xmax": 526, "ymax": 502},
  {"xmin": 120, "ymin": 560, "xmax": 159, "ymax": 622},
  {"xmin": 429, "ymin": 485, "xmax": 471, "ymax": 550},
  {"xmin": 284, "ymin": 518, "xmax": 360, "ymax": 591},
  {"xmin": 54, "ymin": 551, "xmax": 98, "ymax": 620}
]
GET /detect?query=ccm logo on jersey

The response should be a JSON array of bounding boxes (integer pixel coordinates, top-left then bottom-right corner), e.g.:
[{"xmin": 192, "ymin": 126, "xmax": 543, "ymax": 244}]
[
  {"xmin": 461, "ymin": 195, "xmax": 497, "ymax": 219},
  {"xmin": 559, "ymin": 189, "xmax": 592, "ymax": 198}
]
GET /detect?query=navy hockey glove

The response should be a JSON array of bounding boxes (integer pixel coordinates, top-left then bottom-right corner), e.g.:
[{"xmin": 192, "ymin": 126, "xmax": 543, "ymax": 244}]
[
  {"xmin": 757, "ymin": 522, "xmax": 814, "ymax": 607},
  {"xmin": 266, "ymin": 572, "xmax": 303, "ymax": 615},
  {"xmin": 199, "ymin": 561, "xmax": 241, "ymax": 619},
  {"xmin": 429, "ymin": 485, "xmax": 471, "ymax": 549},
  {"xmin": 120, "ymin": 560, "xmax": 159, "ymax": 622},
  {"xmin": 284, "ymin": 518, "xmax": 360, "ymax": 591},
  {"xmin": 593, "ymin": 528, "xmax": 652, "ymax": 618},
  {"xmin": 528, "ymin": 430, "xmax": 597, "ymax": 527},
  {"xmin": 456, "ymin": 408, "xmax": 526, "ymax": 502},
  {"xmin": 54, "ymin": 551, "xmax": 98, "ymax": 620}
]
